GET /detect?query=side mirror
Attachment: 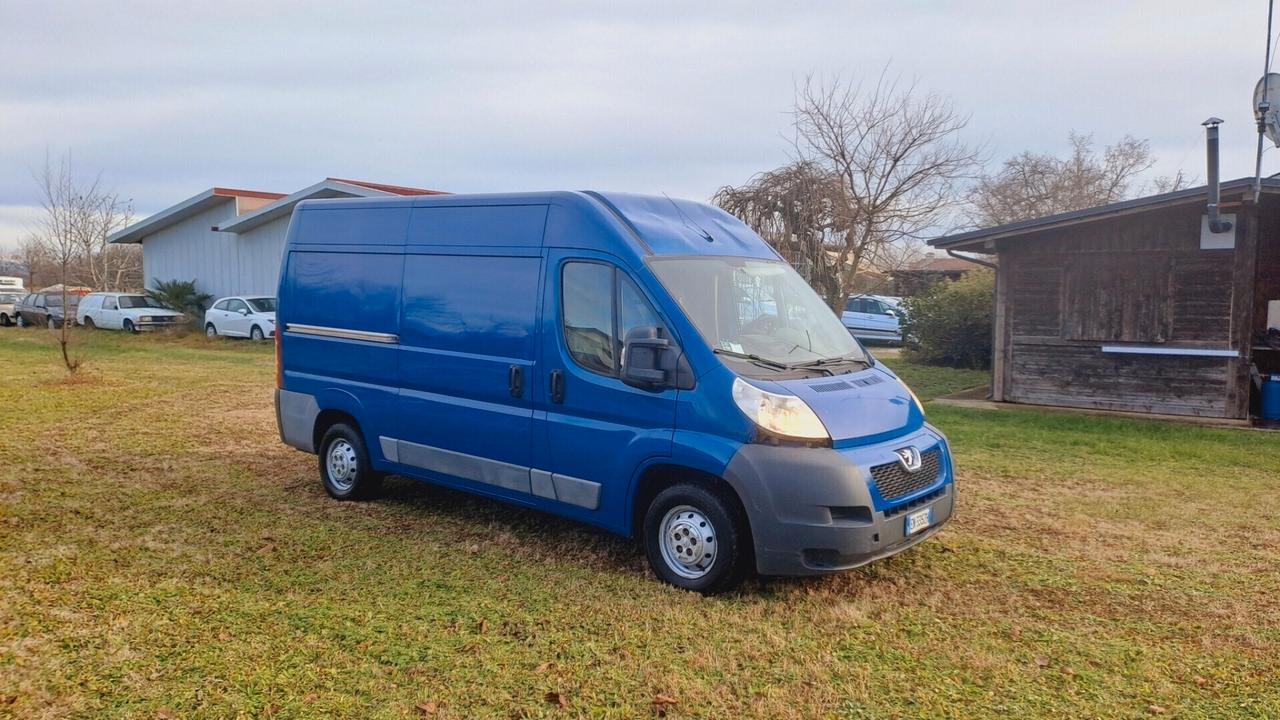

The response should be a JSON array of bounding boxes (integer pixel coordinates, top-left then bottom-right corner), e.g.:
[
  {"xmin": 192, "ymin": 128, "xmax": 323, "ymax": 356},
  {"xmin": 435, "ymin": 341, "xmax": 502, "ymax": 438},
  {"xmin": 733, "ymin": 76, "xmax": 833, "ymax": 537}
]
[
  {"xmin": 622, "ymin": 327, "xmax": 669, "ymax": 386},
  {"xmin": 621, "ymin": 325, "xmax": 696, "ymax": 390},
  {"xmin": 238, "ymin": 308, "xmax": 249, "ymax": 316}
]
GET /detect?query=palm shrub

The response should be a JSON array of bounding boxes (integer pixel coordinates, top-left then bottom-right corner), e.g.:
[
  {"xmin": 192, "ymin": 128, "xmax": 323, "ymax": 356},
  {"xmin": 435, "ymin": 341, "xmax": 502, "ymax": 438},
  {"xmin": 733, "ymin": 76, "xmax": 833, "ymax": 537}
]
[
  {"xmin": 901, "ymin": 269, "xmax": 994, "ymax": 369},
  {"xmin": 146, "ymin": 279, "xmax": 213, "ymax": 327}
]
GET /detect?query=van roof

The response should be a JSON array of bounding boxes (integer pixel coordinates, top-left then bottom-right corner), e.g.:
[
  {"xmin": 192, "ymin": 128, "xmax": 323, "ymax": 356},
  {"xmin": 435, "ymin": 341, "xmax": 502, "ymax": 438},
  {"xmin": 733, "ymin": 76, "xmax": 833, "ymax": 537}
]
[{"xmin": 293, "ymin": 191, "xmax": 779, "ymax": 260}]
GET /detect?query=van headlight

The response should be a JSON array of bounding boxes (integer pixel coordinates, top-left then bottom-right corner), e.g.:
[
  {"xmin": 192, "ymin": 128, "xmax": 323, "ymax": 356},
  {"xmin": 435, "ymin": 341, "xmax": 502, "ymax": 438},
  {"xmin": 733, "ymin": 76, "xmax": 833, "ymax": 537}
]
[{"xmin": 731, "ymin": 377, "xmax": 829, "ymax": 441}]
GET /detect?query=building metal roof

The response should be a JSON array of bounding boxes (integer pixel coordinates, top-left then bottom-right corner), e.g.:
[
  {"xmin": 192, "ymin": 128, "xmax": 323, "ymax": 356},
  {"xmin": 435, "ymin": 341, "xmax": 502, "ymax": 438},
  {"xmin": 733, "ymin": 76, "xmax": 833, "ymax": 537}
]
[
  {"xmin": 108, "ymin": 187, "xmax": 285, "ymax": 244},
  {"xmin": 929, "ymin": 177, "xmax": 1280, "ymax": 252},
  {"xmin": 109, "ymin": 179, "xmax": 445, "ymax": 243},
  {"xmin": 213, "ymin": 178, "xmax": 447, "ymax": 235}
]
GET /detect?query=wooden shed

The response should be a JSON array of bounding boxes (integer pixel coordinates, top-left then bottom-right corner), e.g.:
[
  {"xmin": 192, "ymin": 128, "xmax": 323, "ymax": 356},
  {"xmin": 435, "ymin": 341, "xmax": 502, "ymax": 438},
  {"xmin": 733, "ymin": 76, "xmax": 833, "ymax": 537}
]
[{"xmin": 931, "ymin": 178, "xmax": 1280, "ymax": 423}]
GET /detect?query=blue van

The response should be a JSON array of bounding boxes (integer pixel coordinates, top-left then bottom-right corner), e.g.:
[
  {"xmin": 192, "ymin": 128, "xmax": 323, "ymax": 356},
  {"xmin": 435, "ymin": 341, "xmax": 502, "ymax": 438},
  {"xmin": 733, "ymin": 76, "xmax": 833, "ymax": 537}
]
[{"xmin": 275, "ymin": 192, "xmax": 954, "ymax": 593}]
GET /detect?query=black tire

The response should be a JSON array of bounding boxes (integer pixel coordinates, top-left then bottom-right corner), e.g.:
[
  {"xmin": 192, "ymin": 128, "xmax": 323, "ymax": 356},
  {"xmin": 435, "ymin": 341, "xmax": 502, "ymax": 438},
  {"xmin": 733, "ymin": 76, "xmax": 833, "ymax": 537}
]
[
  {"xmin": 250, "ymin": 325, "xmax": 264, "ymax": 341},
  {"xmin": 0, "ymin": 313, "xmax": 9, "ymax": 327},
  {"xmin": 123, "ymin": 319, "xmax": 136, "ymax": 333},
  {"xmin": 205, "ymin": 323, "xmax": 217, "ymax": 338},
  {"xmin": 317, "ymin": 422, "xmax": 381, "ymax": 500},
  {"xmin": 82, "ymin": 316, "xmax": 95, "ymax": 329},
  {"xmin": 643, "ymin": 483, "xmax": 750, "ymax": 594},
  {"xmin": 16, "ymin": 314, "xmax": 27, "ymax": 328}
]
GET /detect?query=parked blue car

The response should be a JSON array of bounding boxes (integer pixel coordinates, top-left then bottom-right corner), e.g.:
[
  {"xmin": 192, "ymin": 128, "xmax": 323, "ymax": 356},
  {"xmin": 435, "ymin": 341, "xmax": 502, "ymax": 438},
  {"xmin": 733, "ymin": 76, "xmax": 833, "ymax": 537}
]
[{"xmin": 274, "ymin": 192, "xmax": 954, "ymax": 593}]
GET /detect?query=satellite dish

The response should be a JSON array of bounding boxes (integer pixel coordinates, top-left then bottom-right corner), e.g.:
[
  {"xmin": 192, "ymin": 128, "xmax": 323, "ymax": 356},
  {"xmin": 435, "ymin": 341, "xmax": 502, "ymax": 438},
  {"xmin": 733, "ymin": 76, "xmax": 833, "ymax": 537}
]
[{"xmin": 1253, "ymin": 72, "xmax": 1280, "ymax": 147}]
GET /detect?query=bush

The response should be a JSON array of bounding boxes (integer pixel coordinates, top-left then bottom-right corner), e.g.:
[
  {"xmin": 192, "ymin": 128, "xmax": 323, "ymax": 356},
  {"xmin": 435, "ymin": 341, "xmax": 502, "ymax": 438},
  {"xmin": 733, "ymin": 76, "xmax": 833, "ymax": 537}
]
[
  {"xmin": 901, "ymin": 269, "xmax": 994, "ymax": 369},
  {"xmin": 146, "ymin": 279, "xmax": 213, "ymax": 327}
]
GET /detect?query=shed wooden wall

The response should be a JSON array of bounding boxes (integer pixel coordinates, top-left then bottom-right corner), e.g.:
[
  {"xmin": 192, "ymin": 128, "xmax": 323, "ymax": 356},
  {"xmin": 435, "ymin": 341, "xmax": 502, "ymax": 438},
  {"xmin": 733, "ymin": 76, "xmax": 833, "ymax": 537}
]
[{"xmin": 993, "ymin": 199, "xmax": 1259, "ymax": 418}]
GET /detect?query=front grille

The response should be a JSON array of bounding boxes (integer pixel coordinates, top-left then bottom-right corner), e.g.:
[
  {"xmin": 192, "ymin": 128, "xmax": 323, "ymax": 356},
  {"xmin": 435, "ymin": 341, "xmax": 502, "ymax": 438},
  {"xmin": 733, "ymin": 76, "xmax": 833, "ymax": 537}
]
[{"xmin": 870, "ymin": 448, "xmax": 943, "ymax": 502}]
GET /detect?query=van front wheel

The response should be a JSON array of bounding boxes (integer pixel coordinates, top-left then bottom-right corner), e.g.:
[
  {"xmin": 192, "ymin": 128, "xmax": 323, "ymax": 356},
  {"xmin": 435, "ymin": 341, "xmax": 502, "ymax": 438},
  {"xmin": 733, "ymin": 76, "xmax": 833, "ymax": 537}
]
[
  {"xmin": 318, "ymin": 422, "xmax": 381, "ymax": 500},
  {"xmin": 643, "ymin": 483, "xmax": 749, "ymax": 594}
]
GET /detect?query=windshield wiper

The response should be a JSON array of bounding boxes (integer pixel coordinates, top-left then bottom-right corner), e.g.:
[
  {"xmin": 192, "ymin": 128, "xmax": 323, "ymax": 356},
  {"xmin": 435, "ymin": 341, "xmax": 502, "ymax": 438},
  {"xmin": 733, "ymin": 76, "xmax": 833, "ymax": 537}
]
[
  {"xmin": 788, "ymin": 354, "xmax": 872, "ymax": 371},
  {"xmin": 712, "ymin": 348, "xmax": 793, "ymax": 372}
]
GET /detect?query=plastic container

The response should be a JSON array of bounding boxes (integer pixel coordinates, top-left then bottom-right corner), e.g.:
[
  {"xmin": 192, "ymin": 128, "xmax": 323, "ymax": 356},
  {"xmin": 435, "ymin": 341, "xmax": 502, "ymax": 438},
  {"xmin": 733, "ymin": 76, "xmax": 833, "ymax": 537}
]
[{"xmin": 1263, "ymin": 375, "xmax": 1280, "ymax": 421}]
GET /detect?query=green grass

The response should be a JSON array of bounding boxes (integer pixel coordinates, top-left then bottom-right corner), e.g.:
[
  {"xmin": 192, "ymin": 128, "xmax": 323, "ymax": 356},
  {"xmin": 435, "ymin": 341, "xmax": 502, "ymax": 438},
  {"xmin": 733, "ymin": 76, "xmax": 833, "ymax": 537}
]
[{"xmin": 2, "ymin": 328, "xmax": 1278, "ymax": 718}]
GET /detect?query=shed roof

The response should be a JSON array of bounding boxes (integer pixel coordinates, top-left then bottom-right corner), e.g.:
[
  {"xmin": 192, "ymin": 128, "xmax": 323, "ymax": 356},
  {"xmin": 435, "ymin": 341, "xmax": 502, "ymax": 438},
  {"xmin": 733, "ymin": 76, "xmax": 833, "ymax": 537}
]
[
  {"xmin": 108, "ymin": 187, "xmax": 285, "ymax": 244},
  {"xmin": 214, "ymin": 178, "xmax": 447, "ymax": 234},
  {"xmin": 930, "ymin": 177, "xmax": 1280, "ymax": 252}
]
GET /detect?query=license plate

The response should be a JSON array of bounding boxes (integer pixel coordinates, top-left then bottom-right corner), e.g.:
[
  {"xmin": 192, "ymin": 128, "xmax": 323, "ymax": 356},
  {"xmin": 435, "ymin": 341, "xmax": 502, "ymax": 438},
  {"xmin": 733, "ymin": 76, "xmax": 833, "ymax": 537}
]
[{"xmin": 905, "ymin": 507, "xmax": 932, "ymax": 535}]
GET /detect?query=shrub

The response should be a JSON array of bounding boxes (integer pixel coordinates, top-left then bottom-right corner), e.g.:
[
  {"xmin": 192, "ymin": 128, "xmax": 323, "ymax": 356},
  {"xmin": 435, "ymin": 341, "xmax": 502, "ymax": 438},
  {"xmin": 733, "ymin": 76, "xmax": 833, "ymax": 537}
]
[
  {"xmin": 901, "ymin": 268, "xmax": 994, "ymax": 369},
  {"xmin": 146, "ymin": 279, "xmax": 213, "ymax": 327}
]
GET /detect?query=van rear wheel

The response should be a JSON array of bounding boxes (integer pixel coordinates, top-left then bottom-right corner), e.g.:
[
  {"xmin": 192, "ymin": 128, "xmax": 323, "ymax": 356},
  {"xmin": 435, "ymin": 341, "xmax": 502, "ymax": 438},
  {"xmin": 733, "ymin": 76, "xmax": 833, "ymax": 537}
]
[
  {"xmin": 318, "ymin": 422, "xmax": 381, "ymax": 500},
  {"xmin": 643, "ymin": 483, "xmax": 749, "ymax": 594}
]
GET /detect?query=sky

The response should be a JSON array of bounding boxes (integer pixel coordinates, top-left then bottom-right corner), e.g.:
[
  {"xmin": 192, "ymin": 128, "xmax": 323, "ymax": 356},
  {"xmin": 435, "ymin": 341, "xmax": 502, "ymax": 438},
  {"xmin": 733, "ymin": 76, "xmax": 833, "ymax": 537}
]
[{"xmin": 0, "ymin": 0, "xmax": 1274, "ymax": 251}]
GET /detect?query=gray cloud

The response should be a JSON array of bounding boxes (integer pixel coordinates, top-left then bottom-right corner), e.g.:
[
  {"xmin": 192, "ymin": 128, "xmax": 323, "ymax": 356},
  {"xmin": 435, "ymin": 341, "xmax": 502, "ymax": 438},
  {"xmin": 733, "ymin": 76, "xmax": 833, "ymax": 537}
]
[{"xmin": 0, "ymin": 0, "xmax": 1271, "ymax": 249}]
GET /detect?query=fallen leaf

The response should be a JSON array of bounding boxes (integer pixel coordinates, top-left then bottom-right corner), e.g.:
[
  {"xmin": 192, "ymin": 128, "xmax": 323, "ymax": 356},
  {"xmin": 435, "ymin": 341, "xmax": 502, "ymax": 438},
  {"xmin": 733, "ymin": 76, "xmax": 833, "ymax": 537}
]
[
  {"xmin": 356, "ymin": 640, "xmax": 372, "ymax": 650},
  {"xmin": 477, "ymin": 619, "xmax": 489, "ymax": 634},
  {"xmin": 535, "ymin": 661, "xmax": 555, "ymax": 674},
  {"xmin": 1148, "ymin": 705, "xmax": 1167, "ymax": 715},
  {"xmin": 256, "ymin": 543, "xmax": 276, "ymax": 555},
  {"xmin": 1193, "ymin": 675, "xmax": 1208, "ymax": 687},
  {"xmin": 1009, "ymin": 627, "xmax": 1022, "ymax": 640},
  {"xmin": 545, "ymin": 691, "xmax": 567, "ymax": 708},
  {"xmin": 155, "ymin": 708, "xmax": 176, "ymax": 720},
  {"xmin": 467, "ymin": 544, "xmax": 481, "ymax": 554},
  {"xmin": 1059, "ymin": 666, "xmax": 1076, "ymax": 677},
  {"xmin": 0, "ymin": 695, "xmax": 15, "ymax": 706},
  {"xmin": 653, "ymin": 694, "xmax": 679, "ymax": 706},
  {"xmin": 415, "ymin": 701, "xmax": 439, "ymax": 716},
  {"xmin": 264, "ymin": 704, "xmax": 281, "ymax": 717},
  {"xmin": 1034, "ymin": 655, "xmax": 1051, "ymax": 668}
]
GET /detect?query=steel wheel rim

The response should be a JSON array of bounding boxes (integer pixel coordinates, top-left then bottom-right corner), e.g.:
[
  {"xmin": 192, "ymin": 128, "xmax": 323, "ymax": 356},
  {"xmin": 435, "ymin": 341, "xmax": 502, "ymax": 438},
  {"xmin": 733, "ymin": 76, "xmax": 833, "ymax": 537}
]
[
  {"xmin": 326, "ymin": 439, "xmax": 359, "ymax": 492},
  {"xmin": 659, "ymin": 504, "xmax": 717, "ymax": 579},
  {"xmin": 206, "ymin": 325, "xmax": 216, "ymax": 337},
  {"xmin": 251, "ymin": 327, "xmax": 263, "ymax": 340}
]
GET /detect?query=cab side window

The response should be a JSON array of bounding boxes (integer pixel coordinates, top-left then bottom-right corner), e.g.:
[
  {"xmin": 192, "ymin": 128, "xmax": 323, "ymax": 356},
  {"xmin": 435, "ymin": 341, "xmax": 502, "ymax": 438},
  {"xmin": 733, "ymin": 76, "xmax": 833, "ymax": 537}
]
[
  {"xmin": 102, "ymin": 296, "xmax": 118, "ymax": 311},
  {"xmin": 562, "ymin": 262, "xmax": 616, "ymax": 375},
  {"xmin": 562, "ymin": 262, "xmax": 671, "ymax": 378},
  {"xmin": 228, "ymin": 299, "xmax": 249, "ymax": 313},
  {"xmin": 213, "ymin": 300, "xmax": 229, "ymax": 311}
]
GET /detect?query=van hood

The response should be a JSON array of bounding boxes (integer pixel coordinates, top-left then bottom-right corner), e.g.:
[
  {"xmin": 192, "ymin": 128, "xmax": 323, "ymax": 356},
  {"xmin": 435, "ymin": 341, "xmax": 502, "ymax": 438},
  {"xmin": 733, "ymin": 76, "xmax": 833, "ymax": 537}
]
[{"xmin": 763, "ymin": 365, "xmax": 924, "ymax": 448}]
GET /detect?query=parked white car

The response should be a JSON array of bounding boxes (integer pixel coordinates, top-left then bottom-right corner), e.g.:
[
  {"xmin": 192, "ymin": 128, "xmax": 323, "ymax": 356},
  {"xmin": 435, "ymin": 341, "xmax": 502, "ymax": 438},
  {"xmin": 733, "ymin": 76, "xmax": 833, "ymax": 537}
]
[
  {"xmin": 841, "ymin": 294, "xmax": 904, "ymax": 344},
  {"xmin": 77, "ymin": 292, "xmax": 186, "ymax": 332},
  {"xmin": 204, "ymin": 296, "xmax": 276, "ymax": 340}
]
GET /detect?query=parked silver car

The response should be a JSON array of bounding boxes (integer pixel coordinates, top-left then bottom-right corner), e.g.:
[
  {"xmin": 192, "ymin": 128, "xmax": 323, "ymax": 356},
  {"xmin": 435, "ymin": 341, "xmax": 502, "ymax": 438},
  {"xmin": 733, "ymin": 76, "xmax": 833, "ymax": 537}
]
[{"xmin": 0, "ymin": 292, "xmax": 22, "ymax": 326}]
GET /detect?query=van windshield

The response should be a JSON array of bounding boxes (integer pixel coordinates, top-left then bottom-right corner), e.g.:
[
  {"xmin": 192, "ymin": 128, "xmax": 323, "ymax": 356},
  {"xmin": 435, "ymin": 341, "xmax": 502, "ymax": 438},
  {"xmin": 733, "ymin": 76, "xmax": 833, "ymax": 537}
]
[
  {"xmin": 118, "ymin": 295, "xmax": 164, "ymax": 309},
  {"xmin": 649, "ymin": 256, "xmax": 866, "ymax": 368}
]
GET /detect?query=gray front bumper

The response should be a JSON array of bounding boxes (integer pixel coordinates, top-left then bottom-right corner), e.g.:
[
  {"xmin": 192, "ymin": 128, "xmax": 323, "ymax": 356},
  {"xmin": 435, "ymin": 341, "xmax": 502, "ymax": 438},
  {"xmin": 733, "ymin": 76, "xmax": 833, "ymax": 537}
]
[{"xmin": 722, "ymin": 430, "xmax": 954, "ymax": 576}]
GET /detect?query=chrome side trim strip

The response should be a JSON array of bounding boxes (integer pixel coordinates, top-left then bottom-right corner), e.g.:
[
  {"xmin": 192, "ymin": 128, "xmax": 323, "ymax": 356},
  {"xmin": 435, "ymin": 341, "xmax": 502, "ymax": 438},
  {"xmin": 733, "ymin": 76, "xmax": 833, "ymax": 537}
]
[
  {"xmin": 286, "ymin": 323, "xmax": 398, "ymax": 344},
  {"xmin": 384, "ymin": 437, "xmax": 602, "ymax": 509}
]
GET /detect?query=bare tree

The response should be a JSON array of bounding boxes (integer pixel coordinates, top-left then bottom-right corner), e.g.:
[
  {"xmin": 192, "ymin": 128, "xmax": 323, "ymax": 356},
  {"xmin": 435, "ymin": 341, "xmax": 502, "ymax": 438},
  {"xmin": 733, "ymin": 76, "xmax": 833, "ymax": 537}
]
[
  {"xmin": 31, "ymin": 154, "xmax": 131, "ymax": 372},
  {"xmin": 791, "ymin": 72, "xmax": 982, "ymax": 309},
  {"xmin": 714, "ymin": 161, "xmax": 848, "ymax": 302},
  {"xmin": 968, "ymin": 133, "xmax": 1189, "ymax": 226}
]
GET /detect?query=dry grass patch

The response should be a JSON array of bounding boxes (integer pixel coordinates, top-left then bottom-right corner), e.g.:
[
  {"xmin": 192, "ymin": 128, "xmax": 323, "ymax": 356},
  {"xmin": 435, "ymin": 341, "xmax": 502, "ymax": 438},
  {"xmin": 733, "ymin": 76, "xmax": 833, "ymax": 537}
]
[{"xmin": 1, "ymin": 329, "xmax": 1278, "ymax": 718}]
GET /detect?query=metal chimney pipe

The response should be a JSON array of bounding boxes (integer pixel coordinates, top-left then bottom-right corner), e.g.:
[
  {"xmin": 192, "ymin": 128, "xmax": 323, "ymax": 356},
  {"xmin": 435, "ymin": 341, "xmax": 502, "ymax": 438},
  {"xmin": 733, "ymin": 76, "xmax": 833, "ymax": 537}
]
[{"xmin": 1203, "ymin": 117, "xmax": 1233, "ymax": 233}]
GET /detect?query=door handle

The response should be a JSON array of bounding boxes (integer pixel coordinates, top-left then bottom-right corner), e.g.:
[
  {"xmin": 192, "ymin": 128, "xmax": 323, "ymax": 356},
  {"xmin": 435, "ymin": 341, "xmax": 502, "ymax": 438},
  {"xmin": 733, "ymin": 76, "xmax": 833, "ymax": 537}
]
[
  {"xmin": 549, "ymin": 369, "xmax": 565, "ymax": 404},
  {"xmin": 508, "ymin": 364, "xmax": 523, "ymax": 398}
]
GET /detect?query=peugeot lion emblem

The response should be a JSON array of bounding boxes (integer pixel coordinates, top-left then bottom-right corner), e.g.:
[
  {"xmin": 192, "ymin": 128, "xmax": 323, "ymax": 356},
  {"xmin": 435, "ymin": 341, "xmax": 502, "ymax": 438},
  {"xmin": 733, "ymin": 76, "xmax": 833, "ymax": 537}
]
[{"xmin": 895, "ymin": 446, "xmax": 923, "ymax": 472}]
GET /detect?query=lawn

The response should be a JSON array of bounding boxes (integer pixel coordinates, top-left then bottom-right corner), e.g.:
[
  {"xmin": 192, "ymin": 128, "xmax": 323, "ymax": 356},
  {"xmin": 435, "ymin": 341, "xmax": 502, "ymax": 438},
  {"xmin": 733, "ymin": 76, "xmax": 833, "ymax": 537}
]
[{"xmin": 2, "ymin": 328, "xmax": 1278, "ymax": 719}]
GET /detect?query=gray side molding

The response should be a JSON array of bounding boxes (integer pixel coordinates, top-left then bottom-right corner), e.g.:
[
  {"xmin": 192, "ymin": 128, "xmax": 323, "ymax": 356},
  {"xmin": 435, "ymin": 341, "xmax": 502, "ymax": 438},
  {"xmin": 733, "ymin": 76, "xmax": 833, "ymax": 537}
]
[
  {"xmin": 381, "ymin": 436, "xmax": 601, "ymax": 510},
  {"xmin": 395, "ymin": 438, "xmax": 532, "ymax": 494},
  {"xmin": 276, "ymin": 389, "xmax": 320, "ymax": 453}
]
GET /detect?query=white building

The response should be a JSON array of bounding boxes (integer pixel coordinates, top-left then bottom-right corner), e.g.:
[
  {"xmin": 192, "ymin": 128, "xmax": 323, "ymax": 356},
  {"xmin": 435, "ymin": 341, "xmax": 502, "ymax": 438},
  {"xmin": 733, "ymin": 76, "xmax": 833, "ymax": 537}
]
[{"xmin": 108, "ymin": 178, "xmax": 444, "ymax": 298}]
